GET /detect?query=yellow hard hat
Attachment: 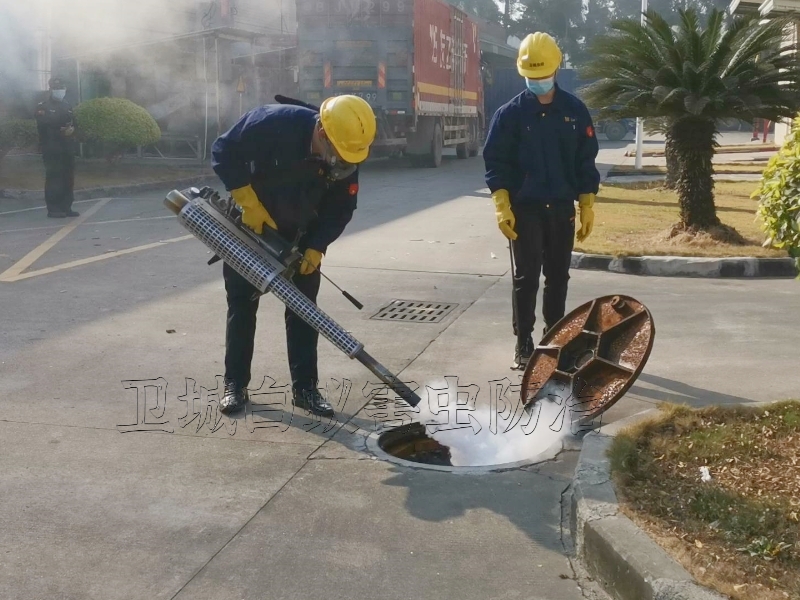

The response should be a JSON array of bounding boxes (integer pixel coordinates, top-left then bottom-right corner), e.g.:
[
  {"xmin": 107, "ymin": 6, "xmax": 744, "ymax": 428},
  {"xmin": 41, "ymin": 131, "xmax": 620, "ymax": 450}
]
[
  {"xmin": 517, "ymin": 32, "xmax": 562, "ymax": 79},
  {"xmin": 319, "ymin": 95, "xmax": 377, "ymax": 164}
]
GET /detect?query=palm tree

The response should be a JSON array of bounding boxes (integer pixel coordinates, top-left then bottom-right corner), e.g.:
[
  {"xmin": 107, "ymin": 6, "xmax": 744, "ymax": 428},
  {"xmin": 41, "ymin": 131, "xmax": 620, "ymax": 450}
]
[
  {"xmin": 643, "ymin": 117, "xmax": 678, "ymax": 189},
  {"xmin": 580, "ymin": 8, "xmax": 800, "ymax": 231}
]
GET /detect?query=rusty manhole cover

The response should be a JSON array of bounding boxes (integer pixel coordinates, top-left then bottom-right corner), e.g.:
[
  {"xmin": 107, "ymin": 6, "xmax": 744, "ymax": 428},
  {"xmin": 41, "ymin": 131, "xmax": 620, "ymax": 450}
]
[
  {"xmin": 520, "ymin": 295, "xmax": 655, "ymax": 423},
  {"xmin": 370, "ymin": 300, "xmax": 458, "ymax": 324}
]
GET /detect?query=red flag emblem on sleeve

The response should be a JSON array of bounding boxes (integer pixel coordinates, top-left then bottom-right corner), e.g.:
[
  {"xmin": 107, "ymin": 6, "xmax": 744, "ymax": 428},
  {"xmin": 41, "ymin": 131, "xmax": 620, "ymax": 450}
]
[
  {"xmin": 349, "ymin": 183, "xmax": 359, "ymax": 196},
  {"xmin": 586, "ymin": 126, "xmax": 595, "ymax": 138}
]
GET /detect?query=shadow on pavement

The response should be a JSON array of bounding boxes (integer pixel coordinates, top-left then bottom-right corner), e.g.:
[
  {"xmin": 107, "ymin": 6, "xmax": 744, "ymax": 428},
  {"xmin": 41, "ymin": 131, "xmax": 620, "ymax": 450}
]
[
  {"xmin": 628, "ymin": 372, "xmax": 756, "ymax": 406},
  {"xmin": 379, "ymin": 463, "xmax": 571, "ymax": 556},
  {"xmin": 211, "ymin": 375, "xmax": 582, "ymax": 558}
]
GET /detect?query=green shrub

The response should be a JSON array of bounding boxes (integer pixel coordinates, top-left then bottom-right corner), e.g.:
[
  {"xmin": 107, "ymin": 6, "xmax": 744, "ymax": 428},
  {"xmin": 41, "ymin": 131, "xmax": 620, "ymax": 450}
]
[
  {"xmin": 752, "ymin": 116, "xmax": 800, "ymax": 275},
  {"xmin": 74, "ymin": 97, "xmax": 160, "ymax": 161},
  {"xmin": 0, "ymin": 119, "xmax": 38, "ymax": 158}
]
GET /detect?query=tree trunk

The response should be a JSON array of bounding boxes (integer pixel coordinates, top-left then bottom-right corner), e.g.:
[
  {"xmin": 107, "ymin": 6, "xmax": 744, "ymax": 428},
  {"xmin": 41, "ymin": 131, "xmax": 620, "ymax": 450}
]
[
  {"xmin": 670, "ymin": 118, "xmax": 719, "ymax": 230},
  {"xmin": 664, "ymin": 135, "xmax": 678, "ymax": 190}
]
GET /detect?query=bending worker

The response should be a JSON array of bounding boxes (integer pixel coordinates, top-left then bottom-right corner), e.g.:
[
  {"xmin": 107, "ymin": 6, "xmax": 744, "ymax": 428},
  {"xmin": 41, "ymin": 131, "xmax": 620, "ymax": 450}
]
[
  {"xmin": 211, "ymin": 95, "xmax": 376, "ymax": 416},
  {"xmin": 483, "ymin": 32, "xmax": 600, "ymax": 370}
]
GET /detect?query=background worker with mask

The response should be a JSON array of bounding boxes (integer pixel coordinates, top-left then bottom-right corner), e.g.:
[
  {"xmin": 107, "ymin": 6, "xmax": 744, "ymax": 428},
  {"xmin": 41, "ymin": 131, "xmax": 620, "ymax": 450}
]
[
  {"xmin": 483, "ymin": 32, "xmax": 600, "ymax": 370},
  {"xmin": 210, "ymin": 95, "xmax": 376, "ymax": 416},
  {"xmin": 35, "ymin": 77, "xmax": 78, "ymax": 218}
]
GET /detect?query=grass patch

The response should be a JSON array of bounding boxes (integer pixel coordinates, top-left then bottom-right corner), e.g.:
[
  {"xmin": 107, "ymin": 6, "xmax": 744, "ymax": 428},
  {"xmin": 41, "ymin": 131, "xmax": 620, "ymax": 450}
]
[
  {"xmin": 608, "ymin": 163, "xmax": 768, "ymax": 176},
  {"xmin": 609, "ymin": 401, "xmax": 800, "ymax": 600},
  {"xmin": 0, "ymin": 156, "xmax": 211, "ymax": 191},
  {"xmin": 576, "ymin": 180, "xmax": 787, "ymax": 258},
  {"xmin": 625, "ymin": 144, "xmax": 779, "ymax": 157}
]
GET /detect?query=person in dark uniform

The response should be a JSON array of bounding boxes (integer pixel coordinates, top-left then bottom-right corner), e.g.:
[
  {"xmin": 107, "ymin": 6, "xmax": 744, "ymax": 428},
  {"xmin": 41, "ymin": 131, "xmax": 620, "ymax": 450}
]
[
  {"xmin": 483, "ymin": 32, "xmax": 600, "ymax": 370},
  {"xmin": 35, "ymin": 77, "xmax": 79, "ymax": 218},
  {"xmin": 210, "ymin": 95, "xmax": 377, "ymax": 416}
]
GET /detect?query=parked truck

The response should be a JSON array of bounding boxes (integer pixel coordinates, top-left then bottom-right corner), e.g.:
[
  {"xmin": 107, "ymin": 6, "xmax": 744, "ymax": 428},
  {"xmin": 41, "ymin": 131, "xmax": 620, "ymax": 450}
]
[{"xmin": 295, "ymin": 0, "xmax": 484, "ymax": 167}]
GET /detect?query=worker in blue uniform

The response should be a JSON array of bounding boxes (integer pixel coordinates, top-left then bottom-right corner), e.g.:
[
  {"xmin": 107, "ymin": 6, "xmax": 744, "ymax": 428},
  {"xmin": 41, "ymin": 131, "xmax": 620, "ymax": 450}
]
[
  {"xmin": 483, "ymin": 32, "xmax": 600, "ymax": 370},
  {"xmin": 210, "ymin": 95, "xmax": 377, "ymax": 415},
  {"xmin": 35, "ymin": 77, "xmax": 79, "ymax": 218}
]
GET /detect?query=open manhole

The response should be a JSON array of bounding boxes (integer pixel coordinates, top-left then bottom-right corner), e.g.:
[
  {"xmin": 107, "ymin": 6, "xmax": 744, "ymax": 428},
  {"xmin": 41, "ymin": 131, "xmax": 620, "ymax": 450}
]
[
  {"xmin": 370, "ymin": 300, "xmax": 458, "ymax": 324},
  {"xmin": 368, "ymin": 399, "xmax": 572, "ymax": 472},
  {"xmin": 377, "ymin": 423, "xmax": 454, "ymax": 466}
]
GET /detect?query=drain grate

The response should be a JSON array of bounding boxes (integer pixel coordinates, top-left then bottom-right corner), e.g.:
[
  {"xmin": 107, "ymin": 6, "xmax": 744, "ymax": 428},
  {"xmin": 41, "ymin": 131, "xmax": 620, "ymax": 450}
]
[{"xmin": 371, "ymin": 300, "xmax": 458, "ymax": 324}]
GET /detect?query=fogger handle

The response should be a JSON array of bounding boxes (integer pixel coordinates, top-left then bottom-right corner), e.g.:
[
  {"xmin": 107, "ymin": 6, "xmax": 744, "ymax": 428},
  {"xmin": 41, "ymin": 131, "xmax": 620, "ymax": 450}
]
[{"xmin": 343, "ymin": 291, "xmax": 364, "ymax": 311}]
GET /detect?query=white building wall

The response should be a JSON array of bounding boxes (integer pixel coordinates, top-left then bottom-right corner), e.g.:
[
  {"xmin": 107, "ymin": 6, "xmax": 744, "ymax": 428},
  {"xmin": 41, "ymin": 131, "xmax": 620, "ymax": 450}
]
[{"xmin": 774, "ymin": 19, "xmax": 800, "ymax": 145}]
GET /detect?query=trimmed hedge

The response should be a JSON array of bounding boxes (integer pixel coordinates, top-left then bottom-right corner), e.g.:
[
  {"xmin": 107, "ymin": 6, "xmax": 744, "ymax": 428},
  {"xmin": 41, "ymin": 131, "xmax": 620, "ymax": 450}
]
[
  {"xmin": 752, "ymin": 116, "xmax": 800, "ymax": 276},
  {"xmin": 0, "ymin": 119, "xmax": 38, "ymax": 156},
  {"xmin": 74, "ymin": 97, "xmax": 160, "ymax": 158}
]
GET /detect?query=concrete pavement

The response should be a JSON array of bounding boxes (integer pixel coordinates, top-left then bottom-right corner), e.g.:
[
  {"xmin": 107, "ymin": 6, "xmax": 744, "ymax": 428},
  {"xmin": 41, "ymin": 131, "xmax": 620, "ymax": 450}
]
[{"xmin": 1, "ymin": 144, "xmax": 797, "ymax": 600}]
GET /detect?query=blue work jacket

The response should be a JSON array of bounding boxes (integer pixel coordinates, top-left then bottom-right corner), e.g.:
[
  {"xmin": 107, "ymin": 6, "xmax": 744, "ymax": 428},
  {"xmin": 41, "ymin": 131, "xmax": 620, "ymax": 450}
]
[
  {"xmin": 211, "ymin": 103, "xmax": 358, "ymax": 254},
  {"xmin": 483, "ymin": 84, "xmax": 600, "ymax": 212}
]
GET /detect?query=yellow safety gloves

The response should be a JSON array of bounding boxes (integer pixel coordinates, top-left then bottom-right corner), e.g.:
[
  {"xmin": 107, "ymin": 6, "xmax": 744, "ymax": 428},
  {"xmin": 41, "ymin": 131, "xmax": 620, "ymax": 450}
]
[
  {"xmin": 492, "ymin": 189, "xmax": 517, "ymax": 240},
  {"xmin": 300, "ymin": 248, "xmax": 323, "ymax": 275},
  {"xmin": 231, "ymin": 185, "xmax": 277, "ymax": 234},
  {"xmin": 577, "ymin": 193, "xmax": 595, "ymax": 242}
]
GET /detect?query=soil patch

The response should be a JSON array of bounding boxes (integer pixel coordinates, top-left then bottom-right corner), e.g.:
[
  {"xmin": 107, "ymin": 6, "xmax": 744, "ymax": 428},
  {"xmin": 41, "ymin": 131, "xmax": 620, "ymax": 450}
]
[{"xmin": 609, "ymin": 401, "xmax": 800, "ymax": 600}]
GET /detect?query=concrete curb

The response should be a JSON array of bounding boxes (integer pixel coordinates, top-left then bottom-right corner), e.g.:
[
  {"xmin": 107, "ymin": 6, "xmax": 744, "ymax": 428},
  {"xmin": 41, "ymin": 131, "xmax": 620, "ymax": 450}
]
[
  {"xmin": 570, "ymin": 411, "xmax": 730, "ymax": 600},
  {"xmin": 571, "ymin": 251, "xmax": 798, "ymax": 278},
  {"xmin": 0, "ymin": 174, "xmax": 216, "ymax": 205}
]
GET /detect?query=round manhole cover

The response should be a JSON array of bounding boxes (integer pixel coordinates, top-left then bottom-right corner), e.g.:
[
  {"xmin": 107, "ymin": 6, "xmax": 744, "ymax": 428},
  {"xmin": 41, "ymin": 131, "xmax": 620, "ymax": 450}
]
[{"xmin": 522, "ymin": 294, "xmax": 655, "ymax": 423}]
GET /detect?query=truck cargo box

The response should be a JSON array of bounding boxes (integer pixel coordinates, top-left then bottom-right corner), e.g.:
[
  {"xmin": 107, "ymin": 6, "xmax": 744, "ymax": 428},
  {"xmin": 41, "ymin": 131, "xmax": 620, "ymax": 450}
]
[
  {"xmin": 296, "ymin": 0, "xmax": 484, "ymax": 165},
  {"xmin": 296, "ymin": 0, "xmax": 481, "ymax": 113}
]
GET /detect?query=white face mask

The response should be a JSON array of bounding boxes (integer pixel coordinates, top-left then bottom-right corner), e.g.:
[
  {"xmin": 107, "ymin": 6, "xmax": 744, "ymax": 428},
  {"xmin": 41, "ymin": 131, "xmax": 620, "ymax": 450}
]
[{"xmin": 52, "ymin": 89, "xmax": 66, "ymax": 101}]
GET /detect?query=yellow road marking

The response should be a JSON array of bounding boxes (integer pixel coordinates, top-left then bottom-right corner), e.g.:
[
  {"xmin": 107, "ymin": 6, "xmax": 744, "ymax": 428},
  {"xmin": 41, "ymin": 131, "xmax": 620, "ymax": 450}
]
[
  {"xmin": 0, "ymin": 214, "xmax": 174, "ymax": 235},
  {"xmin": 0, "ymin": 235, "xmax": 194, "ymax": 282},
  {"xmin": 0, "ymin": 199, "xmax": 111, "ymax": 281}
]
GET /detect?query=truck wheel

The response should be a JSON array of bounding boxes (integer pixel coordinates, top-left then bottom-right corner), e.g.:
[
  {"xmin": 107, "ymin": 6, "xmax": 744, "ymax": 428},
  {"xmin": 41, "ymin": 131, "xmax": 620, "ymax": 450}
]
[
  {"xmin": 604, "ymin": 121, "xmax": 627, "ymax": 142},
  {"xmin": 430, "ymin": 121, "xmax": 443, "ymax": 167},
  {"xmin": 468, "ymin": 121, "xmax": 480, "ymax": 157},
  {"xmin": 406, "ymin": 118, "xmax": 442, "ymax": 168},
  {"xmin": 456, "ymin": 142, "xmax": 468, "ymax": 159}
]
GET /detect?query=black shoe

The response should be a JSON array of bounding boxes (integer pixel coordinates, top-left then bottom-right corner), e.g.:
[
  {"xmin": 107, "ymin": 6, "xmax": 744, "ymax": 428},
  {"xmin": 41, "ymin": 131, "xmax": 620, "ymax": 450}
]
[
  {"xmin": 293, "ymin": 387, "xmax": 335, "ymax": 418},
  {"xmin": 219, "ymin": 380, "xmax": 248, "ymax": 414},
  {"xmin": 512, "ymin": 335, "xmax": 534, "ymax": 370},
  {"xmin": 65, "ymin": 210, "xmax": 80, "ymax": 217},
  {"xmin": 47, "ymin": 211, "xmax": 67, "ymax": 218}
]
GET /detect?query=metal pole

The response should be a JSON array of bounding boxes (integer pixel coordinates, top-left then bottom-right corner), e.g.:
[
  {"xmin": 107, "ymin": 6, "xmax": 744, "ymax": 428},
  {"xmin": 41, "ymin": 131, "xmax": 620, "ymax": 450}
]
[
  {"xmin": 215, "ymin": 36, "xmax": 221, "ymax": 139},
  {"xmin": 77, "ymin": 58, "xmax": 84, "ymax": 158},
  {"xmin": 634, "ymin": 0, "xmax": 647, "ymax": 170},
  {"xmin": 203, "ymin": 38, "xmax": 209, "ymax": 162}
]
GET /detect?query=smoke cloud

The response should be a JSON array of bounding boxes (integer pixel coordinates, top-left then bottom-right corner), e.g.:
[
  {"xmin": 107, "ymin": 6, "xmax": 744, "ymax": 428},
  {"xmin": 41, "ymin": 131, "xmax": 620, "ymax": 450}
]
[
  {"xmin": 411, "ymin": 379, "xmax": 581, "ymax": 467},
  {"xmin": 0, "ymin": 0, "xmax": 294, "ymax": 116}
]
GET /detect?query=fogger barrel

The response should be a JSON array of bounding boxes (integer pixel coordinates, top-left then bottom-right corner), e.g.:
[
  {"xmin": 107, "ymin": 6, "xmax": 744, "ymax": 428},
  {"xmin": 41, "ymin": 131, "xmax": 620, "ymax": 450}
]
[{"xmin": 164, "ymin": 189, "xmax": 421, "ymax": 407}]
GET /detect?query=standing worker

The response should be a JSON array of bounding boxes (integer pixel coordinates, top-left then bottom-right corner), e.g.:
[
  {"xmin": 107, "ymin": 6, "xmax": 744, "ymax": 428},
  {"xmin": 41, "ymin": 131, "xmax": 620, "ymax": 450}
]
[
  {"xmin": 35, "ymin": 77, "xmax": 79, "ymax": 218},
  {"xmin": 211, "ymin": 95, "xmax": 376, "ymax": 416},
  {"xmin": 483, "ymin": 32, "xmax": 600, "ymax": 370}
]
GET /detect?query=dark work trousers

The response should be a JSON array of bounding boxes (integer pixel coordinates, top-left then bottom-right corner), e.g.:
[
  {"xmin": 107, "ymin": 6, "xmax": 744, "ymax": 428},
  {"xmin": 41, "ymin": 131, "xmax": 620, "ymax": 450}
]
[
  {"xmin": 43, "ymin": 151, "xmax": 75, "ymax": 213},
  {"xmin": 223, "ymin": 261, "xmax": 322, "ymax": 391},
  {"xmin": 511, "ymin": 203, "xmax": 576, "ymax": 339}
]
